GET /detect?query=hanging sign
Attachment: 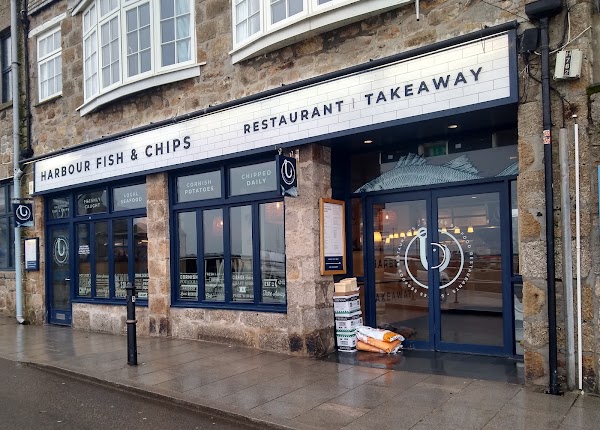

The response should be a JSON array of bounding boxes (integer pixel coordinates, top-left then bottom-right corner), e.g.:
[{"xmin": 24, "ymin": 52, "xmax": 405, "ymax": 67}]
[
  {"xmin": 276, "ymin": 155, "xmax": 298, "ymax": 197},
  {"xmin": 320, "ymin": 198, "xmax": 346, "ymax": 275},
  {"xmin": 13, "ymin": 203, "xmax": 34, "ymax": 227}
]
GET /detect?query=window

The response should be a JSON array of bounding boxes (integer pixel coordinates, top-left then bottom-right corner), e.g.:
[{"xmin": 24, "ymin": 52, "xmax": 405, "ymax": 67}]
[
  {"xmin": 231, "ymin": 0, "xmax": 409, "ymax": 63},
  {"xmin": 47, "ymin": 183, "xmax": 148, "ymax": 303},
  {"xmin": 1, "ymin": 33, "xmax": 11, "ymax": 103},
  {"xmin": 173, "ymin": 161, "xmax": 286, "ymax": 310},
  {"xmin": 79, "ymin": 0, "xmax": 195, "ymax": 104},
  {"xmin": 37, "ymin": 28, "xmax": 62, "ymax": 102},
  {"xmin": 0, "ymin": 184, "xmax": 14, "ymax": 270}
]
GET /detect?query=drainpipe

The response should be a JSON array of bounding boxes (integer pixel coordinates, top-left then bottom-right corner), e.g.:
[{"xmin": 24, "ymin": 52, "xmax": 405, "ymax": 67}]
[
  {"xmin": 559, "ymin": 127, "xmax": 575, "ymax": 390},
  {"xmin": 21, "ymin": 0, "xmax": 32, "ymax": 159},
  {"xmin": 540, "ymin": 16, "xmax": 560, "ymax": 395},
  {"xmin": 11, "ymin": 0, "xmax": 25, "ymax": 324}
]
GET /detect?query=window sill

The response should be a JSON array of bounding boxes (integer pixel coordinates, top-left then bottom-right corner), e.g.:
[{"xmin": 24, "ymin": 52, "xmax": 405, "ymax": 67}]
[
  {"xmin": 34, "ymin": 93, "xmax": 62, "ymax": 108},
  {"xmin": 0, "ymin": 100, "xmax": 12, "ymax": 112},
  {"xmin": 72, "ymin": 298, "xmax": 148, "ymax": 307},
  {"xmin": 231, "ymin": 0, "xmax": 412, "ymax": 64},
  {"xmin": 78, "ymin": 63, "xmax": 203, "ymax": 116},
  {"xmin": 171, "ymin": 302, "xmax": 287, "ymax": 313}
]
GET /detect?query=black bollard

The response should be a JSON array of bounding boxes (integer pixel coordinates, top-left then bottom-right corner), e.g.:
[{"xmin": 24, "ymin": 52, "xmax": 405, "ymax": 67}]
[{"xmin": 125, "ymin": 282, "xmax": 138, "ymax": 366}]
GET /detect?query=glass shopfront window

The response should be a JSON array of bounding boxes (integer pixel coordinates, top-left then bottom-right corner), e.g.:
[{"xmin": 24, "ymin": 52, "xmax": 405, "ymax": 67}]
[
  {"xmin": 172, "ymin": 160, "xmax": 286, "ymax": 311},
  {"xmin": 0, "ymin": 183, "xmax": 14, "ymax": 270},
  {"xmin": 45, "ymin": 182, "xmax": 149, "ymax": 303}
]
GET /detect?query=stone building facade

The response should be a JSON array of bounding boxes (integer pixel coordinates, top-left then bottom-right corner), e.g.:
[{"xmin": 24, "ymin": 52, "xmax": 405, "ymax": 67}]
[{"xmin": 0, "ymin": 0, "xmax": 599, "ymax": 394}]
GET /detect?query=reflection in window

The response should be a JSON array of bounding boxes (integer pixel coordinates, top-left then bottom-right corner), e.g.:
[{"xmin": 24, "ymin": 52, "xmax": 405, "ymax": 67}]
[
  {"xmin": 134, "ymin": 217, "xmax": 149, "ymax": 299},
  {"xmin": 351, "ymin": 198, "xmax": 363, "ymax": 277},
  {"xmin": 0, "ymin": 185, "xmax": 13, "ymax": 270},
  {"xmin": 114, "ymin": 219, "xmax": 128, "ymax": 298},
  {"xmin": 511, "ymin": 180, "xmax": 519, "ymax": 275},
  {"xmin": 77, "ymin": 224, "xmax": 92, "ymax": 297},
  {"xmin": 178, "ymin": 212, "xmax": 198, "ymax": 300},
  {"xmin": 204, "ymin": 209, "xmax": 224, "ymax": 301},
  {"xmin": 260, "ymin": 202, "xmax": 285, "ymax": 304},
  {"xmin": 231, "ymin": 205, "xmax": 253, "ymax": 302},
  {"xmin": 95, "ymin": 221, "xmax": 110, "ymax": 298}
]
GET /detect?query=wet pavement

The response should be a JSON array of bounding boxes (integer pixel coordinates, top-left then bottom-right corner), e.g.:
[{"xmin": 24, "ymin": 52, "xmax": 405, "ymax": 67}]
[{"xmin": 0, "ymin": 316, "xmax": 597, "ymax": 430}]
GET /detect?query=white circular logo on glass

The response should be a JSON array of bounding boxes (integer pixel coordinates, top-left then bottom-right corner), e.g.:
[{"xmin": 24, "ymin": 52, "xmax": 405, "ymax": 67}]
[
  {"xmin": 53, "ymin": 237, "xmax": 69, "ymax": 265},
  {"xmin": 281, "ymin": 159, "xmax": 296, "ymax": 186},
  {"xmin": 396, "ymin": 226, "xmax": 474, "ymax": 298}
]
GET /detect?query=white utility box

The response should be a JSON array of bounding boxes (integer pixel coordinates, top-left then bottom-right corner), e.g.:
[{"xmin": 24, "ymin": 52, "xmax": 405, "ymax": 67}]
[{"xmin": 554, "ymin": 49, "xmax": 582, "ymax": 80}]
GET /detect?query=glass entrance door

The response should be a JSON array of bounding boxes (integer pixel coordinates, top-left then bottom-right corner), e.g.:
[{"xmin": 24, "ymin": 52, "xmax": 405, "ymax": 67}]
[
  {"xmin": 48, "ymin": 225, "xmax": 72, "ymax": 325},
  {"xmin": 367, "ymin": 183, "xmax": 512, "ymax": 355}
]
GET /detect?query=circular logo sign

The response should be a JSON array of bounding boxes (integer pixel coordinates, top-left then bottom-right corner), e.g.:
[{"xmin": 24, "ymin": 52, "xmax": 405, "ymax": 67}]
[
  {"xmin": 280, "ymin": 159, "xmax": 296, "ymax": 186},
  {"xmin": 15, "ymin": 204, "xmax": 32, "ymax": 222},
  {"xmin": 53, "ymin": 237, "xmax": 69, "ymax": 265},
  {"xmin": 396, "ymin": 225, "xmax": 474, "ymax": 298}
]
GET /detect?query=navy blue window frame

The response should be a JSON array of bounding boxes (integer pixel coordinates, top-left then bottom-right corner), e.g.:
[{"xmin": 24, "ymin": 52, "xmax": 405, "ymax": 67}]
[
  {"xmin": 0, "ymin": 182, "xmax": 14, "ymax": 270},
  {"xmin": 170, "ymin": 160, "xmax": 287, "ymax": 312},
  {"xmin": 45, "ymin": 180, "xmax": 148, "ymax": 306}
]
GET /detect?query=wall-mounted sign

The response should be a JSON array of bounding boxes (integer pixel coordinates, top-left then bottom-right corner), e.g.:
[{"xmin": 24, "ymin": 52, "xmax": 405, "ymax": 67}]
[
  {"xmin": 320, "ymin": 198, "xmax": 346, "ymax": 275},
  {"xmin": 276, "ymin": 155, "xmax": 298, "ymax": 197},
  {"xmin": 77, "ymin": 189, "xmax": 108, "ymax": 215},
  {"xmin": 113, "ymin": 184, "xmax": 147, "ymax": 211},
  {"xmin": 33, "ymin": 32, "xmax": 515, "ymax": 194},
  {"xmin": 229, "ymin": 161, "xmax": 277, "ymax": 196},
  {"xmin": 13, "ymin": 203, "xmax": 34, "ymax": 227},
  {"xmin": 24, "ymin": 237, "xmax": 39, "ymax": 271},
  {"xmin": 177, "ymin": 171, "xmax": 222, "ymax": 202},
  {"xmin": 49, "ymin": 196, "xmax": 69, "ymax": 219}
]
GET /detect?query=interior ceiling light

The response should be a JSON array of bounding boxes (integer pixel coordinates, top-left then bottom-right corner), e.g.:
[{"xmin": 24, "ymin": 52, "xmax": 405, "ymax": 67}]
[
  {"xmin": 447, "ymin": 124, "xmax": 458, "ymax": 129},
  {"xmin": 363, "ymin": 139, "xmax": 374, "ymax": 144}
]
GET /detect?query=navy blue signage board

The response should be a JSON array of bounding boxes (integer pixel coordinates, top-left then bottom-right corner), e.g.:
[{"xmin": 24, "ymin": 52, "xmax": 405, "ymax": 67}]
[
  {"xmin": 276, "ymin": 155, "xmax": 298, "ymax": 197},
  {"xmin": 13, "ymin": 203, "xmax": 34, "ymax": 227},
  {"xmin": 319, "ymin": 198, "xmax": 347, "ymax": 275}
]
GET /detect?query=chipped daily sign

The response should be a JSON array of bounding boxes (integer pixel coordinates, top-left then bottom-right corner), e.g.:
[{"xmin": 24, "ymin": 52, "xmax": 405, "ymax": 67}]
[{"xmin": 34, "ymin": 32, "xmax": 514, "ymax": 193}]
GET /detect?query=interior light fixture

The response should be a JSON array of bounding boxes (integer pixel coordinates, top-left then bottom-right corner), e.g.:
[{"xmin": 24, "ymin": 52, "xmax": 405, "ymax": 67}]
[
  {"xmin": 363, "ymin": 139, "xmax": 374, "ymax": 144},
  {"xmin": 454, "ymin": 227, "xmax": 460, "ymax": 234},
  {"xmin": 400, "ymin": 232, "xmax": 406, "ymax": 238},
  {"xmin": 374, "ymin": 231, "xmax": 383, "ymax": 242},
  {"xmin": 441, "ymin": 227, "xmax": 447, "ymax": 234},
  {"xmin": 447, "ymin": 124, "xmax": 458, "ymax": 129},
  {"xmin": 406, "ymin": 230, "xmax": 413, "ymax": 237},
  {"xmin": 393, "ymin": 233, "xmax": 399, "ymax": 239},
  {"xmin": 467, "ymin": 226, "xmax": 474, "ymax": 233},
  {"xmin": 385, "ymin": 238, "xmax": 391, "ymax": 244}
]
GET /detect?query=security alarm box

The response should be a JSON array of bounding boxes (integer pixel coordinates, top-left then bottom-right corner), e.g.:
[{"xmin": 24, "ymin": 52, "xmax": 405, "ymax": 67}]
[{"xmin": 554, "ymin": 50, "xmax": 582, "ymax": 80}]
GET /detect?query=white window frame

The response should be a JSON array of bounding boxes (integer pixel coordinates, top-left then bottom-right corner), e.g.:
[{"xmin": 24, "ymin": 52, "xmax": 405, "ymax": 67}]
[
  {"xmin": 233, "ymin": 0, "xmax": 264, "ymax": 47},
  {"xmin": 266, "ymin": 0, "xmax": 308, "ymax": 31},
  {"xmin": 75, "ymin": 0, "xmax": 198, "ymax": 115},
  {"xmin": 230, "ymin": 0, "xmax": 412, "ymax": 64},
  {"xmin": 37, "ymin": 27, "xmax": 63, "ymax": 103}
]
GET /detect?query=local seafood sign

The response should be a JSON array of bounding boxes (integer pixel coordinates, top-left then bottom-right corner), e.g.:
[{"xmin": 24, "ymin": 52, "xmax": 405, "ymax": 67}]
[{"xmin": 34, "ymin": 32, "xmax": 514, "ymax": 194}]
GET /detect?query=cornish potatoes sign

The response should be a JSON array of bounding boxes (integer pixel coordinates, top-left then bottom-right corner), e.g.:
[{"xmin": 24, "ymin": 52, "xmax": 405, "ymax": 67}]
[{"xmin": 34, "ymin": 32, "xmax": 515, "ymax": 193}]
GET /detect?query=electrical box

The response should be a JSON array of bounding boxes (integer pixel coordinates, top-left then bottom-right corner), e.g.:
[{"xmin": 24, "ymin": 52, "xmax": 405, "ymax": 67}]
[{"xmin": 554, "ymin": 50, "xmax": 583, "ymax": 80}]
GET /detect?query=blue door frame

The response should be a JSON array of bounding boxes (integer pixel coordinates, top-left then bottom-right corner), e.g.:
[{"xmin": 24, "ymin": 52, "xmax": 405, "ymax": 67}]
[
  {"xmin": 364, "ymin": 181, "xmax": 514, "ymax": 356},
  {"xmin": 47, "ymin": 224, "xmax": 74, "ymax": 325}
]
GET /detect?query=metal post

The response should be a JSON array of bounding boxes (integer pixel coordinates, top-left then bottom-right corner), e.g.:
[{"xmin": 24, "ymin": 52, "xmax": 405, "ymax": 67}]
[
  {"xmin": 125, "ymin": 282, "xmax": 138, "ymax": 366},
  {"xmin": 540, "ymin": 16, "xmax": 560, "ymax": 395}
]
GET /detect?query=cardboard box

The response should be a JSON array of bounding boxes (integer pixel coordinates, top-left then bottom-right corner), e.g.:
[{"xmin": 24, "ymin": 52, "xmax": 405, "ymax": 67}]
[
  {"xmin": 333, "ymin": 292, "xmax": 360, "ymax": 314},
  {"xmin": 334, "ymin": 277, "xmax": 358, "ymax": 293},
  {"xmin": 334, "ymin": 311, "xmax": 363, "ymax": 331},
  {"xmin": 336, "ymin": 330, "xmax": 357, "ymax": 351}
]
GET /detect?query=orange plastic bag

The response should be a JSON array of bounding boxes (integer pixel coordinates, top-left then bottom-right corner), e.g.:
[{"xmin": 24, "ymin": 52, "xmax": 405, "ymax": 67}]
[{"xmin": 357, "ymin": 341, "xmax": 385, "ymax": 353}]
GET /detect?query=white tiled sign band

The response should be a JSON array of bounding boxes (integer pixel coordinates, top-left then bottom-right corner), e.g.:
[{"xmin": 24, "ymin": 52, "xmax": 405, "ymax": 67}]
[{"xmin": 35, "ymin": 33, "xmax": 513, "ymax": 193}]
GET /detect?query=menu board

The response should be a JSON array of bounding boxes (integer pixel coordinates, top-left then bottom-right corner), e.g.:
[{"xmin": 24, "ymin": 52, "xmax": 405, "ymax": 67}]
[{"xmin": 319, "ymin": 198, "xmax": 346, "ymax": 275}]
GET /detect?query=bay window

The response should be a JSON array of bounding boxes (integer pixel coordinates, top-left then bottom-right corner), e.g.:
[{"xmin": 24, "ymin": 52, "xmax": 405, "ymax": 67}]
[{"xmin": 78, "ymin": 0, "xmax": 195, "ymax": 110}]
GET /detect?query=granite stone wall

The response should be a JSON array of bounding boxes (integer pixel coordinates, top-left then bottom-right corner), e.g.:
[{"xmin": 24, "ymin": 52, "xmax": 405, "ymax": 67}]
[{"xmin": 17, "ymin": 0, "xmax": 600, "ymax": 389}]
